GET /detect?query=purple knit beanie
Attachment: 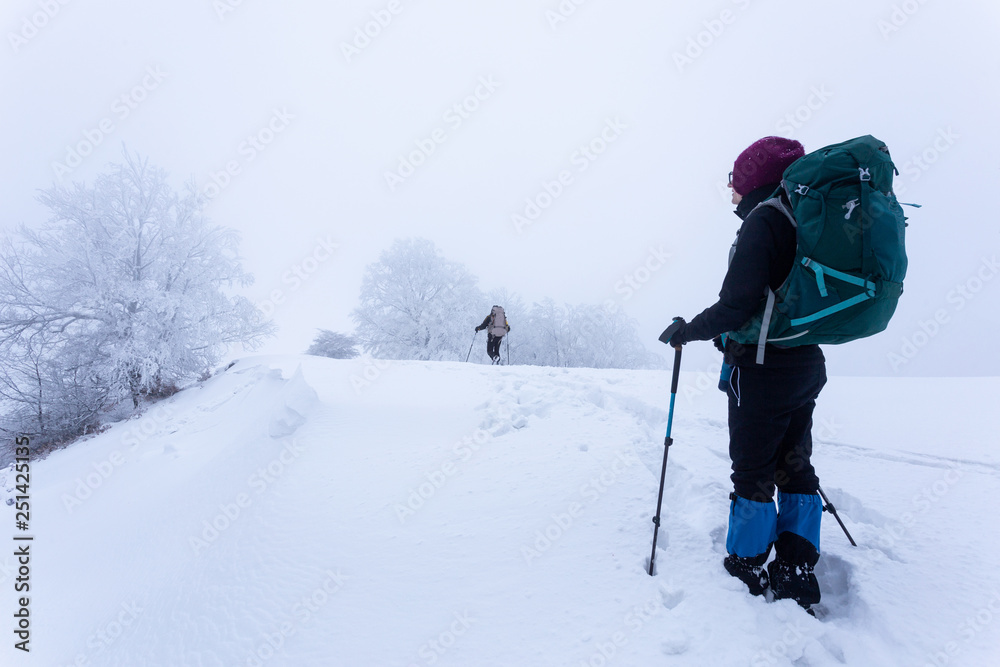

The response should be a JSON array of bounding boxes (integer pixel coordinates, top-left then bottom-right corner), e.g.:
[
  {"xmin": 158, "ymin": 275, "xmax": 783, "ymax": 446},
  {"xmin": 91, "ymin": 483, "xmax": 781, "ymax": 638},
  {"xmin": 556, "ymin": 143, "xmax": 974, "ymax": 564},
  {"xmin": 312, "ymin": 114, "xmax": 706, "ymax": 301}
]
[{"xmin": 731, "ymin": 136, "xmax": 805, "ymax": 196}]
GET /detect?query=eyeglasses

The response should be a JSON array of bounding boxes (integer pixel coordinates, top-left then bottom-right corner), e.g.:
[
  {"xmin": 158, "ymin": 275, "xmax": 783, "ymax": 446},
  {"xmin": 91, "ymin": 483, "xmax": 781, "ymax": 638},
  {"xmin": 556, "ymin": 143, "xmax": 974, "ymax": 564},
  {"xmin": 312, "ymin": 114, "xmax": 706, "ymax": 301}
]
[{"xmin": 728, "ymin": 171, "xmax": 733, "ymax": 187}]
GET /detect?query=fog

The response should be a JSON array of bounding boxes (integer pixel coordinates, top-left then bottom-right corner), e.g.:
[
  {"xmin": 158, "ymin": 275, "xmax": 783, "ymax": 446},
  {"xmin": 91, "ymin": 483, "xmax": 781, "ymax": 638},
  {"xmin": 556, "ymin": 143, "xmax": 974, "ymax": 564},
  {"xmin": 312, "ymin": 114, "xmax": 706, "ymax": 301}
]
[{"xmin": 3, "ymin": 0, "xmax": 997, "ymax": 376}]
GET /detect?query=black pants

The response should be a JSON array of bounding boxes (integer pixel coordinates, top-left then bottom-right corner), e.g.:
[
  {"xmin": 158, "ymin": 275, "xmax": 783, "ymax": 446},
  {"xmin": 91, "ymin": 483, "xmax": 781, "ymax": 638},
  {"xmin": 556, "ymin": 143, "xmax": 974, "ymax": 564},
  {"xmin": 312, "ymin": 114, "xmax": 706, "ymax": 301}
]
[
  {"xmin": 487, "ymin": 334, "xmax": 504, "ymax": 362},
  {"xmin": 727, "ymin": 362, "xmax": 826, "ymax": 502}
]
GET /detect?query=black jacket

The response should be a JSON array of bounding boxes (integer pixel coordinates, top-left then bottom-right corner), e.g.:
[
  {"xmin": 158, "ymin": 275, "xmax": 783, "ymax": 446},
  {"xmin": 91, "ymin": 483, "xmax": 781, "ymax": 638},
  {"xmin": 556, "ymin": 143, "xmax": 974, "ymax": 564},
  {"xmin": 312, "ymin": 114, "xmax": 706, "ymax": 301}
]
[{"xmin": 674, "ymin": 185, "xmax": 824, "ymax": 368}]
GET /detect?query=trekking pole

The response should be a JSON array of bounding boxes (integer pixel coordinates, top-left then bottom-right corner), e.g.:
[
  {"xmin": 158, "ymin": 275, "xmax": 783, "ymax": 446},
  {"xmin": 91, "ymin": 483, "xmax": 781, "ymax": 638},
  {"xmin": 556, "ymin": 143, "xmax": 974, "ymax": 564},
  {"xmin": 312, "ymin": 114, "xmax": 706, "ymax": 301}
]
[
  {"xmin": 506, "ymin": 334, "xmax": 510, "ymax": 366},
  {"xmin": 648, "ymin": 319, "xmax": 684, "ymax": 576},
  {"xmin": 817, "ymin": 485, "xmax": 857, "ymax": 547},
  {"xmin": 465, "ymin": 331, "xmax": 478, "ymax": 363}
]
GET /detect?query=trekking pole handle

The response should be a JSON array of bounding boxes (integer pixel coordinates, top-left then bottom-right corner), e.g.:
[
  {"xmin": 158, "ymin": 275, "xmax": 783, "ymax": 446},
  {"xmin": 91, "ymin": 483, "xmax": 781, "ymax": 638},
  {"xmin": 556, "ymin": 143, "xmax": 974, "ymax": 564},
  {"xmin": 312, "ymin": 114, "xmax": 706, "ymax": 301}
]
[{"xmin": 658, "ymin": 318, "xmax": 685, "ymax": 395}]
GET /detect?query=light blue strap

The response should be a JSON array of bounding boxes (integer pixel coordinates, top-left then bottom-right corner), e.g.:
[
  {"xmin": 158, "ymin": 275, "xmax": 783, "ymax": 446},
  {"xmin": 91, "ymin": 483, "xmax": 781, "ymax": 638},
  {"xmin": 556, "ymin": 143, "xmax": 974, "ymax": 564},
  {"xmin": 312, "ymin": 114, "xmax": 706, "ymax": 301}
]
[
  {"xmin": 801, "ymin": 258, "xmax": 828, "ymax": 297},
  {"xmin": 801, "ymin": 257, "xmax": 877, "ymax": 295},
  {"xmin": 821, "ymin": 265, "xmax": 876, "ymax": 292},
  {"xmin": 790, "ymin": 292, "xmax": 874, "ymax": 327}
]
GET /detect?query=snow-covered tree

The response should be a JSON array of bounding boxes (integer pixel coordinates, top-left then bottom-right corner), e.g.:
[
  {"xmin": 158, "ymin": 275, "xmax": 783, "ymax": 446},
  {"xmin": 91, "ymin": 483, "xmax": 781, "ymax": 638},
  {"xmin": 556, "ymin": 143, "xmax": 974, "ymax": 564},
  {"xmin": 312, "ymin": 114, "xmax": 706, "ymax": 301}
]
[
  {"xmin": 512, "ymin": 300, "xmax": 662, "ymax": 370},
  {"xmin": 352, "ymin": 238, "xmax": 483, "ymax": 361},
  {"xmin": 306, "ymin": 330, "xmax": 360, "ymax": 359},
  {"xmin": 0, "ymin": 150, "xmax": 273, "ymax": 443},
  {"xmin": 512, "ymin": 298, "xmax": 568, "ymax": 367},
  {"xmin": 564, "ymin": 303, "xmax": 663, "ymax": 369}
]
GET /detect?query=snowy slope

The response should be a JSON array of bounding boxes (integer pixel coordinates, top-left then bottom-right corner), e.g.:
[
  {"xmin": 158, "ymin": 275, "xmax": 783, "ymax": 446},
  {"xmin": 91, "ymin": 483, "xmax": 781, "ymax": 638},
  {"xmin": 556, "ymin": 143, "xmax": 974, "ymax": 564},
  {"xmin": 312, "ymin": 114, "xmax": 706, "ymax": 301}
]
[{"xmin": 2, "ymin": 357, "xmax": 998, "ymax": 666}]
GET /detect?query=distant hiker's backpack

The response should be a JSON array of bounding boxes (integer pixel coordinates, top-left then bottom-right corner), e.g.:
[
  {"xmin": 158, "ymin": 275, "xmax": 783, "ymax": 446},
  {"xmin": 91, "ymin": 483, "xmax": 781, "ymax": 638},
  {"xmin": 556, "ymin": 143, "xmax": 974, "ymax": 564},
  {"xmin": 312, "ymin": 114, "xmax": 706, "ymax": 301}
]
[
  {"xmin": 489, "ymin": 305, "xmax": 508, "ymax": 337},
  {"xmin": 729, "ymin": 135, "xmax": 909, "ymax": 363}
]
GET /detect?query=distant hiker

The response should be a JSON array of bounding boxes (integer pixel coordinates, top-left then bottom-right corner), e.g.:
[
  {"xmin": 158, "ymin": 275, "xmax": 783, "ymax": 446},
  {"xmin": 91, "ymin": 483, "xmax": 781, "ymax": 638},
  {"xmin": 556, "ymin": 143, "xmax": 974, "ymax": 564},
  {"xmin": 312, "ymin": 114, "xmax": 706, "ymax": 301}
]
[
  {"xmin": 475, "ymin": 305, "xmax": 510, "ymax": 365},
  {"xmin": 664, "ymin": 137, "xmax": 826, "ymax": 611}
]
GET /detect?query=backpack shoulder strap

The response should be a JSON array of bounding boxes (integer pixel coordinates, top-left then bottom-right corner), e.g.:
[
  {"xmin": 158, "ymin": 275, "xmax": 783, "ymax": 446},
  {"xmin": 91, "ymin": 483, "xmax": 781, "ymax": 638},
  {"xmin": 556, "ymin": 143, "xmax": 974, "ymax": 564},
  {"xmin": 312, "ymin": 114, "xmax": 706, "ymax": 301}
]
[
  {"xmin": 755, "ymin": 194, "xmax": 796, "ymax": 228},
  {"xmin": 746, "ymin": 192, "xmax": 795, "ymax": 365}
]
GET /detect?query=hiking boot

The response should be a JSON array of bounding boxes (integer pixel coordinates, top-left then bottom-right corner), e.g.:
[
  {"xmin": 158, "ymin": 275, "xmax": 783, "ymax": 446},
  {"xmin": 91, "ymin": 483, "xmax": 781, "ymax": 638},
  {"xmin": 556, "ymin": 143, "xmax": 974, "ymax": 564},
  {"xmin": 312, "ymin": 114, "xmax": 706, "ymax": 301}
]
[
  {"xmin": 723, "ymin": 554, "xmax": 769, "ymax": 596},
  {"xmin": 767, "ymin": 558, "xmax": 820, "ymax": 610}
]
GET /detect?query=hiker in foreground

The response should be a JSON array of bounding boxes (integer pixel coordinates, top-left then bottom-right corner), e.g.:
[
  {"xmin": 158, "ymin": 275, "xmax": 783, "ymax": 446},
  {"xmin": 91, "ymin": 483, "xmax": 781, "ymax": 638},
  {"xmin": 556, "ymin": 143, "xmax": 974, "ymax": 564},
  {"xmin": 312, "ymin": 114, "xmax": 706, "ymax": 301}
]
[
  {"xmin": 663, "ymin": 133, "xmax": 908, "ymax": 611},
  {"xmin": 475, "ymin": 305, "xmax": 510, "ymax": 365},
  {"xmin": 666, "ymin": 137, "xmax": 826, "ymax": 610}
]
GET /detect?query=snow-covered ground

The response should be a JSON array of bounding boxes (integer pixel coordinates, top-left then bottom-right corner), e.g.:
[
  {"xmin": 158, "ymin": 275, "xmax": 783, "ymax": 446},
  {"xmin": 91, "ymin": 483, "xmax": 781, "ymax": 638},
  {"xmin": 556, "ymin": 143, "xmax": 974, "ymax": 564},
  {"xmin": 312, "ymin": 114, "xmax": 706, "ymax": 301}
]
[{"xmin": 2, "ymin": 356, "xmax": 998, "ymax": 666}]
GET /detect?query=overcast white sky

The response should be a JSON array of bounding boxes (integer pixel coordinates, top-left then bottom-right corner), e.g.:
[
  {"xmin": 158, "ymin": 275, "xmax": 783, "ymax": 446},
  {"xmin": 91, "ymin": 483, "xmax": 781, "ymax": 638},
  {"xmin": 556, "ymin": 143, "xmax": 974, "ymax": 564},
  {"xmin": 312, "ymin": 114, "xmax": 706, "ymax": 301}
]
[{"xmin": 2, "ymin": 0, "xmax": 998, "ymax": 376}]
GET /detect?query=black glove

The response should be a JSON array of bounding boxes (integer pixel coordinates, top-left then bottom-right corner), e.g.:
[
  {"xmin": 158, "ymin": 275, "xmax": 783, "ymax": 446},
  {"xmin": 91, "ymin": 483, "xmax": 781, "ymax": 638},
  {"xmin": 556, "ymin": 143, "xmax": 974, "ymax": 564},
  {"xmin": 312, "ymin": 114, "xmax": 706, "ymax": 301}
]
[
  {"xmin": 712, "ymin": 335, "xmax": 726, "ymax": 353},
  {"xmin": 475, "ymin": 326, "xmax": 482, "ymax": 332}
]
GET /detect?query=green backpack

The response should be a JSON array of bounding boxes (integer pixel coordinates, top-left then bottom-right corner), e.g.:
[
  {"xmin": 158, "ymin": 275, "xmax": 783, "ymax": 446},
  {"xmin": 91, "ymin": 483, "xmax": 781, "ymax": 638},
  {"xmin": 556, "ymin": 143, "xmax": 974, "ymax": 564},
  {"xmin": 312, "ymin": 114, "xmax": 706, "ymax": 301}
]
[{"xmin": 728, "ymin": 135, "xmax": 909, "ymax": 363}]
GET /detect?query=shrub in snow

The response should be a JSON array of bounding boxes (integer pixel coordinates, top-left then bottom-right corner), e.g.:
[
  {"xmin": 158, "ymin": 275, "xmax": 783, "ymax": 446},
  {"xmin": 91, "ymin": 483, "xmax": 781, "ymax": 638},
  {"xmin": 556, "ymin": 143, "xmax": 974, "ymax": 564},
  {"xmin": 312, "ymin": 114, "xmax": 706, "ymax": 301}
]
[{"xmin": 306, "ymin": 330, "xmax": 360, "ymax": 359}]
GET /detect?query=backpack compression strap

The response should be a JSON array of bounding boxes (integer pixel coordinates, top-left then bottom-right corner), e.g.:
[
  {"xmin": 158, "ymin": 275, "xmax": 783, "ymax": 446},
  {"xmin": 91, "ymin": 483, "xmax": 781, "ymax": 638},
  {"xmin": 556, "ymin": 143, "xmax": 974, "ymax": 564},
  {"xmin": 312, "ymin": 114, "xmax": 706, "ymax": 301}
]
[{"xmin": 790, "ymin": 258, "xmax": 877, "ymax": 327}]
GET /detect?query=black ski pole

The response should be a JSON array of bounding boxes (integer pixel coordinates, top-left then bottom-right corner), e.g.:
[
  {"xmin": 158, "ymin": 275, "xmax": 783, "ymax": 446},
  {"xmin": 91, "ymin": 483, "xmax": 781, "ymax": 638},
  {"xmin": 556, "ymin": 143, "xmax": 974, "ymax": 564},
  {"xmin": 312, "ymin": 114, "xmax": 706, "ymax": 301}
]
[
  {"xmin": 506, "ymin": 334, "xmax": 510, "ymax": 366},
  {"xmin": 817, "ymin": 485, "xmax": 857, "ymax": 547},
  {"xmin": 465, "ymin": 331, "xmax": 478, "ymax": 363},
  {"xmin": 648, "ymin": 319, "xmax": 684, "ymax": 576}
]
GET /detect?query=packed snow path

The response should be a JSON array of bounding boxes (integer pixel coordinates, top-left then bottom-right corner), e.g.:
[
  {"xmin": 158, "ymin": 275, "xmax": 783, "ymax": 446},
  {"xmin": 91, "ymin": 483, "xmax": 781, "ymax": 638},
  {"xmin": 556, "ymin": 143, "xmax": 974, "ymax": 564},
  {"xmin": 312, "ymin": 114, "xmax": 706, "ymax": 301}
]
[{"xmin": 3, "ymin": 357, "xmax": 998, "ymax": 666}]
